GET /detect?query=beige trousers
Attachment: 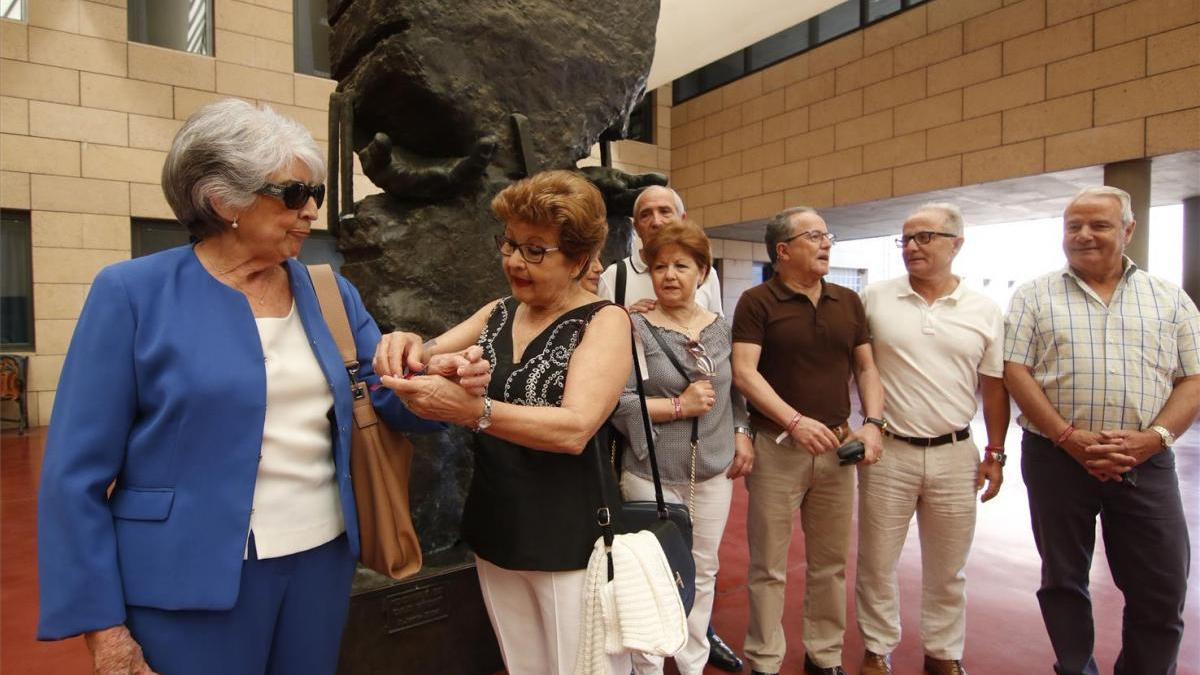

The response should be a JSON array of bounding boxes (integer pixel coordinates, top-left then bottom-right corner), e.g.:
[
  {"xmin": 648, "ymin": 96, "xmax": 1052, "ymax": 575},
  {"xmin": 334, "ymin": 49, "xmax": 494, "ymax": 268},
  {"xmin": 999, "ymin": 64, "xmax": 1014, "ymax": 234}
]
[
  {"xmin": 854, "ymin": 434, "xmax": 979, "ymax": 660},
  {"xmin": 743, "ymin": 433, "xmax": 856, "ymax": 672},
  {"xmin": 621, "ymin": 471, "xmax": 734, "ymax": 675},
  {"xmin": 475, "ymin": 557, "xmax": 632, "ymax": 675}
]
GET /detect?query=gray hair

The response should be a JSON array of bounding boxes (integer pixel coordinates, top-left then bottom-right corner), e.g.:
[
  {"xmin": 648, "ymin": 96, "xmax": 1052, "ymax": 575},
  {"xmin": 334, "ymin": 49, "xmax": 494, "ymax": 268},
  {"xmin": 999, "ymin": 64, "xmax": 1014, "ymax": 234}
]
[
  {"xmin": 1067, "ymin": 186, "xmax": 1134, "ymax": 224},
  {"xmin": 915, "ymin": 202, "xmax": 965, "ymax": 236},
  {"xmin": 765, "ymin": 206, "xmax": 817, "ymax": 265},
  {"xmin": 632, "ymin": 185, "xmax": 686, "ymax": 219},
  {"xmin": 162, "ymin": 98, "xmax": 327, "ymax": 239}
]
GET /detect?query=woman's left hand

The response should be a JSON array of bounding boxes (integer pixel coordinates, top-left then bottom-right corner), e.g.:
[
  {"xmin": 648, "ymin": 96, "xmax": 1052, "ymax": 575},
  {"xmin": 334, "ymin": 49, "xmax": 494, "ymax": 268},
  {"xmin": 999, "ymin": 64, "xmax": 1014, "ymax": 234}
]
[
  {"xmin": 727, "ymin": 433, "xmax": 755, "ymax": 478},
  {"xmin": 380, "ymin": 373, "xmax": 483, "ymax": 427},
  {"xmin": 424, "ymin": 345, "xmax": 491, "ymax": 396}
]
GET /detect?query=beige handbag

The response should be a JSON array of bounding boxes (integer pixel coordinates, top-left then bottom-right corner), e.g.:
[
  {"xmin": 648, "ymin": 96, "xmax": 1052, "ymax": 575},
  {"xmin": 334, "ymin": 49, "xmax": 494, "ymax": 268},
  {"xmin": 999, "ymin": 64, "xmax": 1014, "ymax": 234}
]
[{"xmin": 308, "ymin": 264, "xmax": 422, "ymax": 580}]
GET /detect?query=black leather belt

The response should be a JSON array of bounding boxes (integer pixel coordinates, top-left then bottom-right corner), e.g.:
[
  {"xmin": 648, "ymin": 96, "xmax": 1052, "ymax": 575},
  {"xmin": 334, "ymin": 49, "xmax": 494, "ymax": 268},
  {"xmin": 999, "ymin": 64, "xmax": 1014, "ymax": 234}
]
[{"xmin": 884, "ymin": 426, "xmax": 970, "ymax": 448}]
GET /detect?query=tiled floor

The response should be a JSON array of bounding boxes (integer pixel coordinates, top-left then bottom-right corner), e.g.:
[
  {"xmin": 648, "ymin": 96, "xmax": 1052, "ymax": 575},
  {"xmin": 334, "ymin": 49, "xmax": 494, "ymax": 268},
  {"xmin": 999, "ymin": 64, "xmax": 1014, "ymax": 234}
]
[{"xmin": 3, "ymin": 418, "xmax": 1197, "ymax": 674}]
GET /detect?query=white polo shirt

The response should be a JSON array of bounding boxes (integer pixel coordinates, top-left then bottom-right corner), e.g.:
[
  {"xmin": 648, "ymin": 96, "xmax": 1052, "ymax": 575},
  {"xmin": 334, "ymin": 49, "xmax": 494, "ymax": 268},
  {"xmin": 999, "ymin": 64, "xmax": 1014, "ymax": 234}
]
[{"xmin": 863, "ymin": 275, "xmax": 1003, "ymax": 438}]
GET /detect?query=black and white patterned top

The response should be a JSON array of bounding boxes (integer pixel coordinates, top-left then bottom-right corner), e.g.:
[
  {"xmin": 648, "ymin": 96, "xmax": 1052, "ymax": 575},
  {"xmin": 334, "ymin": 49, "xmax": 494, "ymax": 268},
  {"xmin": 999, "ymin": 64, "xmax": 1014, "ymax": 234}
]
[{"xmin": 460, "ymin": 296, "xmax": 624, "ymax": 572}]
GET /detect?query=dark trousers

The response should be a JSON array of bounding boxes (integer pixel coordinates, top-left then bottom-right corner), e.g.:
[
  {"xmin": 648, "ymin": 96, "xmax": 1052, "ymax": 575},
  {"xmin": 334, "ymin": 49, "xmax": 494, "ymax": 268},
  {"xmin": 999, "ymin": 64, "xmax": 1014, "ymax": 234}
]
[
  {"xmin": 1022, "ymin": 431, "xmax": 1189, "ymax": 675},
  {"xmin": 126, "ymin": 533, "xmax": 357, "ymax": 675}
]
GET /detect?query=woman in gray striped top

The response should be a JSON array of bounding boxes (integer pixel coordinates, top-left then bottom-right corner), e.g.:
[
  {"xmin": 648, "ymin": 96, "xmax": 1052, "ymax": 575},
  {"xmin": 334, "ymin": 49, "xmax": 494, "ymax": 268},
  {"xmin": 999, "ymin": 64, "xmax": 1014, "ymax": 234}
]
[{"xmin": 611, "ymin": 219, "xmax": 754, "ymax": 675}]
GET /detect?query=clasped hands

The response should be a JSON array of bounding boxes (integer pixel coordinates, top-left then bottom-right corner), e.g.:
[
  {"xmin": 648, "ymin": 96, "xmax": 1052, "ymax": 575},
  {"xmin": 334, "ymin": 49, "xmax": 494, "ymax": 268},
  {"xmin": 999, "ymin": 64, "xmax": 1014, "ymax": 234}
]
[
  {"xmin": 373, "ymin": 332, "xmax": 492, "ymax": 427},
  {"xmin": 785, "ymin": 416, "xmax": 883, "ymax": 464},
  {"xmin": 1061, "ymin": 427, "xmax": 1161, "ymax": 481}
]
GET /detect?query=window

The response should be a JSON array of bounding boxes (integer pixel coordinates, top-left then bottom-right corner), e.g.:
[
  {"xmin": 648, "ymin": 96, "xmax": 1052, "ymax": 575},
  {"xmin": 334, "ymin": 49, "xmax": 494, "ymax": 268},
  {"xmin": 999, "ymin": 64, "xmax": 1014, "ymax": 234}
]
[
  {"xmin": 747, "ymin": 21, "xmax": 810, "ymax": 71},
  {"xmin": 131, "ymin": 219, "xmax": 343, "ymax": 273},
  {"xmin": 128, "ymin": 0, "xmax": 213, "ymax": 56},
  {"xmin": 866, "ymin": 0, "xmax": 903, "ymax": 22},
  {"xmin": 625, "ymin": 91, "xmax": 656, "ymax": 145},
  {"xmin": 1, "ymin": 0, "xmax": 24, "ymax": 21},
  {"xmin": 827, "ymin": 266, "xmax": 867, "ymax": 293},
  {"xmin": 1, "ymin": 210, "xmax": 34, "ymax": 350},
  {"xmin": 294, "ymin": 0, "xmax": 331, "ymax": 77},
  {"xmin": 814, "ymin": 1, "xmax": 861, "ymax": 43}
]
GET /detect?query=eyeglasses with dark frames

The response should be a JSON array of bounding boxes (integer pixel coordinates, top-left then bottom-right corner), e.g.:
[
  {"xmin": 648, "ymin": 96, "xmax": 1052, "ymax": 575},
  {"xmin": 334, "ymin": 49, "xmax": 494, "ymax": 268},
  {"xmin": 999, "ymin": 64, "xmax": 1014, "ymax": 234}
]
[
  {"xmin": 894, "ymin": 231, "xmax": 958, "ymax": 248},
  {"xmin": 256, "ymin": 182, "xmax": 326, "ymax": 210},
  {"xmin": 781, "ymin": 230, "xmax": 837, "ymax": 245},
  {"xmin": 494, "ymin": 234, "xmax": 560, "ymax": 264}
]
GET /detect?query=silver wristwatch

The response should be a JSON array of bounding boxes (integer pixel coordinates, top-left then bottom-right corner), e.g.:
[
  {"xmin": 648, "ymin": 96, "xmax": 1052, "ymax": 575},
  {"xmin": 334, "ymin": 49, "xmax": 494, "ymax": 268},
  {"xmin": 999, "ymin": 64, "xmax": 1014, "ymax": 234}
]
[
  {"xmin": 734, "ymin": 425, "xmax": 756, "ymax": 441},
  {"xmin": 1148, "ymin": 424, "xmax": 1175, "ymax": 448},
  {"xmin": 473, "ymin": 396, "xmax": 493, "ymax": 432}
]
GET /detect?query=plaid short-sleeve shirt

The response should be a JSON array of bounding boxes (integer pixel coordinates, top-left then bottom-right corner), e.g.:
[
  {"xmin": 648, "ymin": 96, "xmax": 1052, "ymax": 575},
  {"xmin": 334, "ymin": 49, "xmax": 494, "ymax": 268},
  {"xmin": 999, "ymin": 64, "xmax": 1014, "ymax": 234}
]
[{"xmin": 1004, "ymin": 258, "xmax": 1200, "ymax": 436}]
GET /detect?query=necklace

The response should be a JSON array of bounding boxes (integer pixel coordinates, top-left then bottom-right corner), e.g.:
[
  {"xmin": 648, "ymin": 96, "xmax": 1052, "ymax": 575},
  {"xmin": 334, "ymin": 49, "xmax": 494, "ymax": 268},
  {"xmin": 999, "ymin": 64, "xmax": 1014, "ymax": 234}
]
[
  {"xmin": 656, "ymin": 304, "xmax": 702, "ymax": 340},
  {"xmin": 219, "ymin": 265, "xmax": 280, "ymax": 306}
]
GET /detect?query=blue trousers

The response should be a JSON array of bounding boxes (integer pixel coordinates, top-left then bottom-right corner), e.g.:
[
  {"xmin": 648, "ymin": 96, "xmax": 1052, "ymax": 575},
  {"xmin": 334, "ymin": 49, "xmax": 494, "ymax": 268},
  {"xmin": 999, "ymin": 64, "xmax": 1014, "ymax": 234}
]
[
  {"xmin": 1022, "ymin": 431, "xmax": 1189, "ymax": 675},
  {"xmin": 126, "ymin": 533, "xmax": 357, "ymax": 675}
]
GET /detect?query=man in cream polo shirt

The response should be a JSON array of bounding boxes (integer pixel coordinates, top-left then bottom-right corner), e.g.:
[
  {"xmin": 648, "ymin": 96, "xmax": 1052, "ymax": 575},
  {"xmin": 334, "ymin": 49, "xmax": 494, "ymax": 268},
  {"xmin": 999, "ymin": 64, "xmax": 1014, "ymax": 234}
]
[{"xmin": 855, "ymin": 203, "xmax": 1009, "ymax": 675}]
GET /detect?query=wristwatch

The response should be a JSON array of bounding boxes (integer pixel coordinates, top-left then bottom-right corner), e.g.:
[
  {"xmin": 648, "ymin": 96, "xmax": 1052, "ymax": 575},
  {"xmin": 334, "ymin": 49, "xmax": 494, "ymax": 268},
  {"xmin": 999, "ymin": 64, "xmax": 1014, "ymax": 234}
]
[
  {"xmin": 734, "ymin": 425, "xmax": 756, "ymax": 441},
  {"xmin": 473, "ymin": 396, "xmax": 493, "ymax": 432},
  {"xmin": 985, "ymin": 445, "xmax": 1007, "ymax": 466},
  {"xmin": 1148, "ymin": 424, "xmax": 1175, "ymax": 448},
  {"xmin": 864, "ymin": 417, "xmax": 889, "ymax": 431}
]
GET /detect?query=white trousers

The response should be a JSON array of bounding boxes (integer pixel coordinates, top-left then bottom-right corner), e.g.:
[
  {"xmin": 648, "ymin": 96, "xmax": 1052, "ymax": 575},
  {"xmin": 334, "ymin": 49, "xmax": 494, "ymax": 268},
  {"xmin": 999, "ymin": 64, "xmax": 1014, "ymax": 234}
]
[
  {"xmin": 854, "ymin": 434, "xmax": 980, "ymax": 660},
  {"xmin": 475, "ymin": 557, "xmax": 631, "ymax": 675},
  {"xmin": 620, "ymin": 471, "xmax": 735, "ymax": 675}
]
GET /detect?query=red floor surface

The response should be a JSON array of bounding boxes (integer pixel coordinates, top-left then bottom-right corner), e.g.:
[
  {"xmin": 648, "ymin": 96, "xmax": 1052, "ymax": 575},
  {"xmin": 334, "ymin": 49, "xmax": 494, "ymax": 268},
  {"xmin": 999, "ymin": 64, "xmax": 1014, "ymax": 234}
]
[{"xmin": 3, "ymin": 418, "xmax": 1198, "ymax": 674}]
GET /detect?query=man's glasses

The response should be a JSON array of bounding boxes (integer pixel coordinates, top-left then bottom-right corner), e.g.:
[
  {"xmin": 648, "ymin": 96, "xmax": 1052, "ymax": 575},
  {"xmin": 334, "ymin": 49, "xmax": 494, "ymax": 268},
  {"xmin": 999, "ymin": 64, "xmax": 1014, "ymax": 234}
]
[
  {"xmin": 782, "ymin": 230, "xmax": 837, "ymax": 245},
  {"xmin": 256, "ymin": 182, "xmax": 326, "ymax": 210},
  {"xmin": 895, "ymin": 231, "xmax": 957, "ymax": 248},
  {"xmin": 495, "ymin": 234, "xmax": 560, "ymax": 264}
]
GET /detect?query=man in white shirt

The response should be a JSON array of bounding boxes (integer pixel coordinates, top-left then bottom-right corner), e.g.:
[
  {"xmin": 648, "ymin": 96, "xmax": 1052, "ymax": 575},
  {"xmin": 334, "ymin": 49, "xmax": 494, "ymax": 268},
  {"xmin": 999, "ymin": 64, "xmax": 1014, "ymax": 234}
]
[
  {"xmin": 855, "ymin": 203, "xmax": 1009, "ymax": 675},
  {"xmin": 598, "ymin": 185, "xmax": 723, "ymax": 315}
]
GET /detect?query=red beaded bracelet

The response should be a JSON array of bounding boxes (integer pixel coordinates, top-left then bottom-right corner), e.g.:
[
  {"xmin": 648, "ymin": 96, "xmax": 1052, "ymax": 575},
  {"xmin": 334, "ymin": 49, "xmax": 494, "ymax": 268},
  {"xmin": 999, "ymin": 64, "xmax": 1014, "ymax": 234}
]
[
  {"xmin": 672, "ymin": 397, "xmax": 682, "ymax": 421},
  {"xmin": 1055, "ymin": 425, "xmax": 1076, "ymax": 446},
  {"xmin": 785, "ymin": 411, "xmax": 804, "ymax": 435}
]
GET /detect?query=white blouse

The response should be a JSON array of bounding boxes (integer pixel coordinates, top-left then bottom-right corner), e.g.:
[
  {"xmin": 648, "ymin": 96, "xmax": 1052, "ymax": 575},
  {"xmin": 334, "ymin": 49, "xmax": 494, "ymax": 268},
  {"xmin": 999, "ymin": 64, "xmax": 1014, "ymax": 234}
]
[{"xmin": 247, "ymin": 302, "xmax": 343, "ymax": 559}]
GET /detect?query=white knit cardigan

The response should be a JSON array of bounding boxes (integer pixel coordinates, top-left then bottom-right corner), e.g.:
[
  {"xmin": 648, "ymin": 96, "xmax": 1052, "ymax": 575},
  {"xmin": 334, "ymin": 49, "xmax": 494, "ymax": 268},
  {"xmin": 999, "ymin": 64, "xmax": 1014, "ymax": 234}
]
[{"xmin": 575, "ymin": 530, "xmax": 688, "ymax": 674}]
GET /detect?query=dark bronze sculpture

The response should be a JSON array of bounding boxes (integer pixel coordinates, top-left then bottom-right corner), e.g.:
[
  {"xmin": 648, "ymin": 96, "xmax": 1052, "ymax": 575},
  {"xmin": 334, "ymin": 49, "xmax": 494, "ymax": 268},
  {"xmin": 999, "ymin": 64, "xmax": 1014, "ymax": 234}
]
[{"xmin": 327, "ymin": 0, "xmax": 665, "ymax": 557}]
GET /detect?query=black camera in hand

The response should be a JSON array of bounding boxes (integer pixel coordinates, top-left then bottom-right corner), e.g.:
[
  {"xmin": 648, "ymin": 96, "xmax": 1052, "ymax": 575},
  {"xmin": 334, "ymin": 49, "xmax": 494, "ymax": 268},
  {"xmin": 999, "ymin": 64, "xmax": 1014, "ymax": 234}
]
[{"xmin": 837, "ymin": 439, "xmax": 865, "ymax": 466}]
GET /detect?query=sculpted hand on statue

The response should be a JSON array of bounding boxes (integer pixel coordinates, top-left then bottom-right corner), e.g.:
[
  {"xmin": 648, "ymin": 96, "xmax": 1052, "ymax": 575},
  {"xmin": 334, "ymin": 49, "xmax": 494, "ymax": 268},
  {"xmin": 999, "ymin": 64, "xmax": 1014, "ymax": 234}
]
[
  {"xmin": 359, "ymin": 132, "xmax": 497, "ymax": 201},
  {"xmin": 577, "ymin": 166, "xmax": 668, "ymax": 217}
]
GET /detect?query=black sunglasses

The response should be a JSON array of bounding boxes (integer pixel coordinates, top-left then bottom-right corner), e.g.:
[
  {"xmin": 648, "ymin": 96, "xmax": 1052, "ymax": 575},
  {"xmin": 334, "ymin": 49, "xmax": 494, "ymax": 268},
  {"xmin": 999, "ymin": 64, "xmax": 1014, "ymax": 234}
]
[{"xmin": 256, "ymin": 182, "xmax": 326, "ymax": 210}]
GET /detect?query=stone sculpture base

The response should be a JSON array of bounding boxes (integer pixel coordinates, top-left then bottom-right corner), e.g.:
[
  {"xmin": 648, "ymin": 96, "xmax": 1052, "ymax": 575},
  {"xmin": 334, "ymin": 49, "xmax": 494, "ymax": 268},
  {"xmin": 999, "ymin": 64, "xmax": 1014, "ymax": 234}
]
[{"xmin": 337, "ymin": 545, "xmax": 502, "ymax": 675}]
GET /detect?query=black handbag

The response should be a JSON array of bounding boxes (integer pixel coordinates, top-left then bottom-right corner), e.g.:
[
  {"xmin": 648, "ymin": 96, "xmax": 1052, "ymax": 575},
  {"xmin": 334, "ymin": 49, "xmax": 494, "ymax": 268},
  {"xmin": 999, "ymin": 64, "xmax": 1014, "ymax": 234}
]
[{"xmin": 592, "ymin": 327, "xmax": 696, "ymax": 615}]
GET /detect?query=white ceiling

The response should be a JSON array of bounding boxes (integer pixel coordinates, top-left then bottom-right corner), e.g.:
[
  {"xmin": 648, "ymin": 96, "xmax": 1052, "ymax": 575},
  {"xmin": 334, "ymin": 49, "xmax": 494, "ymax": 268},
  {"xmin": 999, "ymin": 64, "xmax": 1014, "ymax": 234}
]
[{"xmin": 647, "ymin": 0, "xmax": 844, "ymax": 90}]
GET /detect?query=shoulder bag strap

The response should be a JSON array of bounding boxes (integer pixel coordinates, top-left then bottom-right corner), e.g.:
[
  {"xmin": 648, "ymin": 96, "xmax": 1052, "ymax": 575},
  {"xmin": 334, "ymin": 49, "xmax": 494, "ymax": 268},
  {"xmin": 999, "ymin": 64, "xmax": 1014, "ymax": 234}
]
[
  {"xmin": 615, "ymin": 256, "xmax": 628, "ymax": 306},
  {"xmin": 308, "ymin": 264, "xmax": 357, "ymax": 370},
  {"xmin": 641, "ymin": 322, "xmax": 700, "ymax": 516}
]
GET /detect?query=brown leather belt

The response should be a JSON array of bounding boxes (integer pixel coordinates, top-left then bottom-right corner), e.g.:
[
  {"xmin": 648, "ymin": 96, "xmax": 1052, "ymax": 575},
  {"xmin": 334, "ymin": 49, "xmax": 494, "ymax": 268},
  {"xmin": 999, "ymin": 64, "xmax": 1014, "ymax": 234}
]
[
  {"xmin": 884, "ymin": 426, "xmax": 969, "ymax": 448},
  {"xmin": 830, "ymin": 421, "xmax": 850, "ymax": 443}
]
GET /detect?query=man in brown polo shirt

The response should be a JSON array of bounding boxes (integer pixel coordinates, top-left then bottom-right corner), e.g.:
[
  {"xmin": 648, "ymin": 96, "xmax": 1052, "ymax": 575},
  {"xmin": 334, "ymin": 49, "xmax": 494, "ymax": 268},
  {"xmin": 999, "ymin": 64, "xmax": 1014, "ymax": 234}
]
[{"xmin": 732, "ymin": 206, "xmax": 885, "ymax": 675}]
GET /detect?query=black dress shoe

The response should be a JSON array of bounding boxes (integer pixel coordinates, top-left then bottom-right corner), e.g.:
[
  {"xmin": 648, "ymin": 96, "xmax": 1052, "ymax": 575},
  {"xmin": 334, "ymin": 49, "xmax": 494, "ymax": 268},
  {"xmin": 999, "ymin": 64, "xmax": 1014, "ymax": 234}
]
[
  {"xmin": 707, "ymin": 626, "xmax": 744, "ymax": 671},
  {"xmin": 803, "ymin": 653, "xmax": 846, "ymax": 675}
]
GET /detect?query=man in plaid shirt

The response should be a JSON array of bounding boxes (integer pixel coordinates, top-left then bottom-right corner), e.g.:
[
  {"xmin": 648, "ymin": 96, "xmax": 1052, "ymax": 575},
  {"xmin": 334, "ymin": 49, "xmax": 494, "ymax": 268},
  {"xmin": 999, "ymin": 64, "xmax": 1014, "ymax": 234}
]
[{"xmin": 1004, "ymin": 186, "xmax": 1200, "ymax": 675}]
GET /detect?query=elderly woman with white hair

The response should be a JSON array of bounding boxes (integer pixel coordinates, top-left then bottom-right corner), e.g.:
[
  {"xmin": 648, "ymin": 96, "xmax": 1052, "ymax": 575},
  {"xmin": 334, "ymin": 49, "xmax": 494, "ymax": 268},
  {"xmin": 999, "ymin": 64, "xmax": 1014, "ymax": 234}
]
[{"xmin": 35, "ymin": 99, "xmax": 483, "ymax": 675}]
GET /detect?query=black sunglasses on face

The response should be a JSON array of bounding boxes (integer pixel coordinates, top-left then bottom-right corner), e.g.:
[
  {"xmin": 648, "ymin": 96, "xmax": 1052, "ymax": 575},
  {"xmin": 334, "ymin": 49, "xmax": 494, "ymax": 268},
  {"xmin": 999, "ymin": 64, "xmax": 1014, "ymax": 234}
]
[{"xmin": 257, "ymin": 182, "xmax": 326, "ymax": 210}]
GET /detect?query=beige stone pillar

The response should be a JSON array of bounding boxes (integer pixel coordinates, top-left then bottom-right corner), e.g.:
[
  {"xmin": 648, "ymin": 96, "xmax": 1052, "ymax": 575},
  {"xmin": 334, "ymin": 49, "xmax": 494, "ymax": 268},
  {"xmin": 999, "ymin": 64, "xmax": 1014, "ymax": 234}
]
[
  {"xmin": 1184, "ymin": 196, "xmax": 1200, "ymax": 306},
  {"xmin": 1103, "ymin": 159, "xmax": 1151, "ymax": 269}
]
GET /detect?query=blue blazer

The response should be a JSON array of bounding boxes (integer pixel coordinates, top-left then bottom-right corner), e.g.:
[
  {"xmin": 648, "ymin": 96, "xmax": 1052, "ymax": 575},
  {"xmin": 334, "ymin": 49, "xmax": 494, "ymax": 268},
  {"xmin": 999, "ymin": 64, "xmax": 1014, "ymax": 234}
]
[{"xmin": 37, "ymin": 246, "xmax": 443, "ymax": 640}]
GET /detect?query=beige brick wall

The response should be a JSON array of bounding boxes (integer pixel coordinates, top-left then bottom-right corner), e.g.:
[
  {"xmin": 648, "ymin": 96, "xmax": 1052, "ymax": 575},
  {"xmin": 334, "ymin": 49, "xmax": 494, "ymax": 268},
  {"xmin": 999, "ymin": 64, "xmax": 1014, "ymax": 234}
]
[
  {"xmin": 1, "ymin": 3, "xmax": 672, "ymax": 427},
  {"xmin": 670, "ymin": 0, "xmax": 1200, "ymax": 228},
  {"xmin": 0, "ymin": 0, "xmax": 351, "ymax": 426}
]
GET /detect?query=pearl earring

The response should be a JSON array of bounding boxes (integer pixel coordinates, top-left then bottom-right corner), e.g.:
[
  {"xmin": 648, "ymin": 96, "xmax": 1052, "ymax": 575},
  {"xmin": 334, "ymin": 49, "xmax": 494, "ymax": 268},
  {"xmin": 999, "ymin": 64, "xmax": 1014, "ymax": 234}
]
[{"xmin": 231, "ymin": 220, "xmax": 239, "ymax": 229}]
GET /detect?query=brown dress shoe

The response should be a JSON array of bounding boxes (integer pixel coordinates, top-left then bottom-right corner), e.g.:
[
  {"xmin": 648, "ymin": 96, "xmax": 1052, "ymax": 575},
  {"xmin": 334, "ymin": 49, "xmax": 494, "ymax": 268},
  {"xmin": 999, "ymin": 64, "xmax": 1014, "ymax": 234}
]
[
  {"xmin": 861, "ymin": 650, "xmax": 893, "ymax": 675},
  {"xmin": 923, "ymin": 655, "xmax": 967, "ymax": 675}
]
